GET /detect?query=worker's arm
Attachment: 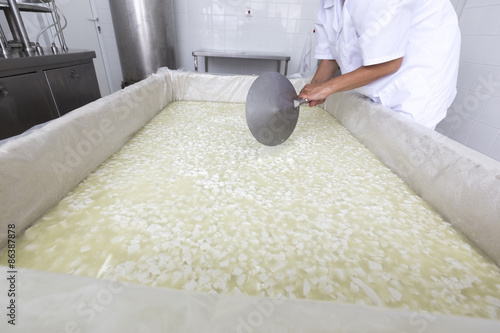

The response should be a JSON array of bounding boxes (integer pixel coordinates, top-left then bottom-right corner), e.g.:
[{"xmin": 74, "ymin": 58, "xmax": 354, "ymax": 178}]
[
  {"xmin": 311, "ymin": 59, "xmax": 340, "ymax": 85},
  {"xmin": 299, "ymin": 57, "xmax": 404, "ymax": 106}
]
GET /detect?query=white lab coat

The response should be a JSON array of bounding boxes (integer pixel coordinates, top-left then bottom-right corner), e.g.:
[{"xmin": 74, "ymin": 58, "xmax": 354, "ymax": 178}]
[{"xmin": 314, "ymin": 0, "xmax": 461, "ymax": 128}]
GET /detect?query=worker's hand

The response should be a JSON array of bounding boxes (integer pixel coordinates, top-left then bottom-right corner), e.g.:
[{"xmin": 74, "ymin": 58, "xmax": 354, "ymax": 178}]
[{"xmin": 298, "ymin": 82, "xmax": 332, "ymax": 106}]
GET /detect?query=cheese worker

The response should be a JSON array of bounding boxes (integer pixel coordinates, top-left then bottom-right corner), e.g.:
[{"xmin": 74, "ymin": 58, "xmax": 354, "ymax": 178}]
[{"xmin": 298, "ymin": 0, "xmax": 461, "ymax": 129}]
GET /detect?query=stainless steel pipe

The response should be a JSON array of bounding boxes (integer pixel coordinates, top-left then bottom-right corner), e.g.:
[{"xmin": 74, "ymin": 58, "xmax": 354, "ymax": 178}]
[
  {"xmin": 0, "ymin": 23, "xmax": 12, "ymax": 56},
  {"xmin": 6, "ymin": 0, "xmax": 35, "ymax": 54}
]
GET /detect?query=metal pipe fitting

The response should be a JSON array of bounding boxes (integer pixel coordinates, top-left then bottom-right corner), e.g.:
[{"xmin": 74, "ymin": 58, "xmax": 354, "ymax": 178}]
[
  {"xmin": 51, "ymin": 42, "xmax": 59, "ymax": 54},
  {"xmin": 35, "ymin": 42, "xmax": 44, "ymax": 55},
  {"xmin": 0, "ymin": 24, "xmax": 12, "ymax": 57},
  {"xmin": 6, "ymin": 0, "xmax": 35, "ymax": 55}
]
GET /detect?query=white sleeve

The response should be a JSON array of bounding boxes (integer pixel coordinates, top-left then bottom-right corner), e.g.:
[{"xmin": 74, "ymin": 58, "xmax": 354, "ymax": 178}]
[
  {"xmin": 314, "ymin": 1, "xmax": 335, "ymax": 60},
  {"xmin": 349, "ymin": 0, "xmax": 414, "ymax": 66}
]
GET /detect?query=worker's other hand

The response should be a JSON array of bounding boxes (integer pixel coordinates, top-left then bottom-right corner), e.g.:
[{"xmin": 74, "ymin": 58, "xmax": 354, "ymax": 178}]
[{"xmin": 298, "ymin": 83, "xmax": 331, "ymax": 106}]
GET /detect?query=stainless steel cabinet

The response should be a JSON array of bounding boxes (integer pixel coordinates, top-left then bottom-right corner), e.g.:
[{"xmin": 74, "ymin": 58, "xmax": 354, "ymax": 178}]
[
  {"xmin": 45, "ymin": 63, "xmax": 101, "ymax": 116},
  {"xmin": 0, "ymin": 72, "xmax": 58, "ymax": 139},
  {"xmin": 0, "ymin": 51, "xmax": 101, "ymax": 140}
]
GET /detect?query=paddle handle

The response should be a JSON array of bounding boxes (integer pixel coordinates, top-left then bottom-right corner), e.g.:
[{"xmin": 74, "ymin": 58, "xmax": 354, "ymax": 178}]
[{"xmin": 293, "ymin": 98, "xmax": 309, "ymax": 108}]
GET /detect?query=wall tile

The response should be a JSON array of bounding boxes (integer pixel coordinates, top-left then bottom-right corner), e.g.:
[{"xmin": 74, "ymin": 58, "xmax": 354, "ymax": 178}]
[
  {"xmin": 235, "ymin": 2, "xmax": 249, "ymax": 17},
  {"xmin": 189, "ymin": 28, "xmax": 213, "ymax": 44},
  {"xmin": 186, "ymin": 0, "xmax": 203, "ymax": 14},
  {"xmin": 213, "ymin": 1, "xmax": 225, "ymax": 15},
  {"xmin": 192, "ymin": 13, "xmax": 213, "ymax": 30},
  {"xmin": 456, "ymin": 90, "xmax": 490, "ymax": 121},
  {"xmin": 175, "ymin": 12, "xmax": 190, "ymax": 41},
  {"xmin": 465, "ymin": 0, "xmax": 487, "ymax": 8},
  {"xmin": 480, "ymin": 96, "xmax": 500, "ymax": 129},
  {"xmin": 213, "ymin": 29, "xmax": 225, "ymax": 44},
  {"xmin": 483, "ymin": 36, "xmax": 500, "ymax": 66},
  {"xmin": 435, "ymin": 118, "xmax": 452, "ymax": 136},
  {"xmin": 288, "ymin": 4, "xmax": 302, "ymax": 19},
  {"xmin": 459, "ymin": 7, "xmax": 482, "ymax": 35},
  {"xmin": 449, "ymin": 0, "xmax": 460, "ymax": 10},
  {"xmin": 224, "ymin": 30, "xmax": 238, "ymax": 45},
  {"xmin": 237, "ymin": 29, "xmax": 262, "ymax": 49},
  {"xmin": 263, "ymin": 3, "xmax": 278, "ymax": 18},
  {"xmin": 466, "ymin": 122, "xmax": 498, "ymax": 154},
  {"xmin": 223, "ymin": 2, "xmax": 238, "ymax": 16},
  {"xmin": 449, "ymin": 87, "xmax": 468, "ymax": 112},
  {"xmin": 475, "ymin": 5, "xmax": 500, "ymax": 35},
  {"xmin": 438, "ymin": 112, "xmax": 464, "ymax": 136},
  {"xmin": 287, "ymin": 19, "xmax": 300, "ymax": 34},
  {"xmin": 456, "ymin": 62, "xmax": 480, "ymax": 90},
  {"xmin": 173, "ymin": 0, "xmax": 187, "ymax": 12},
  {"xmin": 225, "ymin": 15, "xmax": 238, "ymax": 30},
  {"xmin": 177, "ymin": 40, "xmax": 194, "ymax": 69},
  {"xmin": 212, "ymin": 15, "xmax": 224, "ymax": 30},
  {"xmin": 275, "ymin": 3, "xmax": 290, "ymax": 18},
  {"xmin": 488, "ymin": 134, "xmax": 500, "ymax": 160},
  {"xmin": 460, "ymin": 35, "xmax": 491, "ymax": 63},
  {"xmin": 299, "ymin": 19, "xmax": 316, "ymax": 34},
  {"xmin": 453, "ymin": 0, "xmax": 467, "ymax": 17},
  {"xmin": 473, "ymin": 65, "xmax": 500, "ymax": 98},
  {"xmin": 447, "ymin": 116, "xmax": 475, "ymax": 144}
]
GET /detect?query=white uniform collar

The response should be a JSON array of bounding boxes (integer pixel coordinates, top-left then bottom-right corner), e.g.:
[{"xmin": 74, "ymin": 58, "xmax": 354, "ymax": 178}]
[
  {"xmin": 323, "ymin": 0, "xmax": 335, "ymax": 8},
  {"xmin": 324, "ymin": 0, "xmax": 345, "ymax": 9}
]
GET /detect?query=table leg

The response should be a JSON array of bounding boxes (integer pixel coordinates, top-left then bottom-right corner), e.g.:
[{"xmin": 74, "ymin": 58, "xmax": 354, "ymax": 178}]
[
  {"xmin": 205, "ymin": 57, "xmax": 209, "ymax": 72},
  {"xmin": 194, "ymin": 55, "xmax": 198, "ymax": 71},
  {"xmin": 284, "ymin": 60, "xmax": 289, "ymax": 76}
]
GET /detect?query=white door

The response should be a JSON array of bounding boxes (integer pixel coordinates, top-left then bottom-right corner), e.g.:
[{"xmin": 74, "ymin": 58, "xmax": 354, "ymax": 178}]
[{"xmin": 55, "ymin": 0, "xmax": 111, "ymax": 96}]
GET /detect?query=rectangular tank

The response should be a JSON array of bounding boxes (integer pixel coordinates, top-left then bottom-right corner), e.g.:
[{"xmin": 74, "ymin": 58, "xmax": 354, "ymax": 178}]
[{"xmin": 0, "ymin": 69, "xmax": 499, "ymax": 332}]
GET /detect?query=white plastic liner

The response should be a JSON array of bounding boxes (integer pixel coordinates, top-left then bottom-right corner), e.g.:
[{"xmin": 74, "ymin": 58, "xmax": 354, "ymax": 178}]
[
  {"xmin": 0, "ymin": 68, "xmax": 499, "ymax": 331},
  {"xmin": 1, "ymin": 267, "xmax": 499, "ymax": 333},
  {"xmin": 0, "ymin": 73, "xmax": 169, "ymax": 248},
  {"xmin": 324, "ymin": 91, "xmax": 500, "ymax": 266}
]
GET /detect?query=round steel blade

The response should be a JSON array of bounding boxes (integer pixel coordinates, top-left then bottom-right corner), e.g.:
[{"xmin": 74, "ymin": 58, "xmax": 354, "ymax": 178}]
[{"xmin": 245, "ymin": 72, "xmax": 299, "ymax": 146}]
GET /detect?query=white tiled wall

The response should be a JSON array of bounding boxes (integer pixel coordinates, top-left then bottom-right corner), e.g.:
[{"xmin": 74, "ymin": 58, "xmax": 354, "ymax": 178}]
[
  {"xmin": 173, "ymin": 0, "xmax": 320, "ymax": 74},
  {"xmin": 436, "ymin": 0, "xmax": 500, "ymax": 162}
]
